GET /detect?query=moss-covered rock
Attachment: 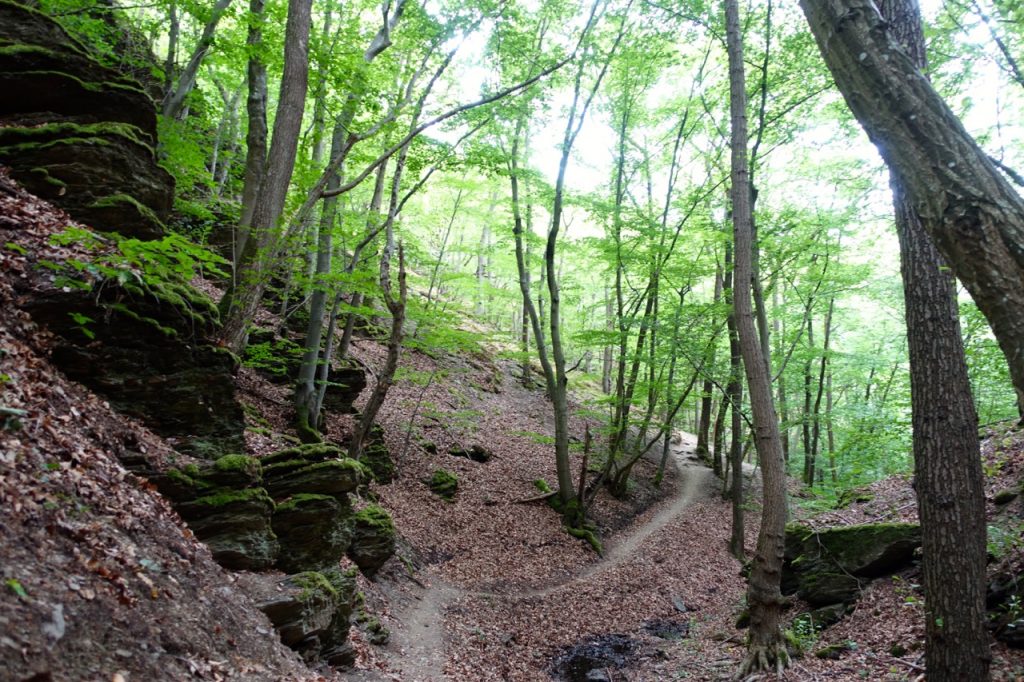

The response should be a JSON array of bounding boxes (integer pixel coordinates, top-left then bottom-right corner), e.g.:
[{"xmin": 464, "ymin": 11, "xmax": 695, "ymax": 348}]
[
  {"xmin": 359, "ymin": 425, "xmax": 394, "ymax": 484},
  {"xmin": 428, "ymin": 469, "xmax": 458, "ymax": 500},
  {"xmin": 272, "ymin": 494, "xmax": 354, "ymax": 573},
  {"xmin": 0, "ymin": 2, "xmax": 173, "ymax": 237},
  {"xmin": 319, "ymin": 567, "xmax": 359, "ymax": 666},
  {"xmin": 176, "ymin": 487, "xmax": 278, "ymax": 570},
  {"xmin": 347, "ymin": 505, "xmax": 396, "ymax": 577},
  {"xmin": 835, "ymin": 486, "xmax": 874, "ymax": 508},
  {"xmin": 265, "ymin": 458, "xmax": 367, "ymax": 500},
  {"xmin": 255, "ymin": 571, "xmax": 338, "ymax": 652},
  {"xmin": 319, "ymin": 359, "xmax": 366, "ymax": 416},
  {"xmin": 782, "ymin": 522, "xmax": 921, "ymax": 607}
]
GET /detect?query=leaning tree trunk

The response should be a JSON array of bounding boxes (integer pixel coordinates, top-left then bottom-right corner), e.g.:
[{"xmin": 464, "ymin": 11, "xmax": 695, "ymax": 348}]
[
  {"xmin": 876, "ymin": 0, "xmax": 991, "ymax": 678},
  {"xmin": 800, "ymin": 0, "xmax": 1024, "ymax": 417},
  {"xmin": 726, "ymin": 0, "xmax": 789, "ymax": 673}
]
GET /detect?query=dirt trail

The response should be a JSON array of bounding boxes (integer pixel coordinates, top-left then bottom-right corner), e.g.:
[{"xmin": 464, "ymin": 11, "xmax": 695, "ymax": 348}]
[{"xmin": 361, "ymin": 432, "xmax": 714, "ymax": 682}]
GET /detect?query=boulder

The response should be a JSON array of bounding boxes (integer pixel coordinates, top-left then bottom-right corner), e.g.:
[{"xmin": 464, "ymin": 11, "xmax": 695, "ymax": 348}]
[
  {"xmin": 359, "ymin": 425, "xmax": 394, "ymax": 484},
  {"xmin": 346, "ymin": 505, "xmax": 396, "ymax": 577},
  {"xmin": 272, "ymin": 494, "xmax": 354, "ymax": 573},
  {"xmin": 247, "ymin": 569, "xmax": 358, "ymax": 663},
  {"xmin": 320, "ymin": 360, "xmax": 366, "ymax": 415},
  {"xmin": 0, "ymin": 0, "xmax": 173, "ymax": 237},
  {"xmin": 254, "ymin": 572, "xmax": 338, "ymax": 653},
  {"xmin": 175, "ymin": 488, "xmax": 278, "ymax": 570},
  {"xmin": 262, "ymin": 444, "xmax": 367, "ymax": 499},
  {"xmin": 428, "ymin": 469, "xmax": 458, "ymax": 500},
  {"xmin": 319, "ymin": 568, "xmax": 359, "ymax": 666},
  {"xmin": 782, "ymin": 523, "xmax": 921, "ymax": 607}
]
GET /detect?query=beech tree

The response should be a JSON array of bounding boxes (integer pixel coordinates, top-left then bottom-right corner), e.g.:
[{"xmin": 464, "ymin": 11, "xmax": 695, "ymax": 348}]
[
  {"xmin": 879, "ymin": 0, "xmax": 989, "ymax": 677},
  {"xmin": 725, "ymin": 0, "xmax": 789, "ymax": 673},
  {"xmin": 800, "ymin": 0, "xmax": 1024, "ymax": 416}
]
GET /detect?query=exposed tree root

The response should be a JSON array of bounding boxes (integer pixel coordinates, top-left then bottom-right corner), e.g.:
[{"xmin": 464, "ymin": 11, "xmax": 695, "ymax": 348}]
[{"xmin": 736, "ymin": 643, "xmax": 790, "ymax": 679}]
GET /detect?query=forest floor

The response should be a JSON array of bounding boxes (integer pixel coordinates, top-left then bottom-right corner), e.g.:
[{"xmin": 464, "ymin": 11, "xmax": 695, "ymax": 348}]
[{"xmin": 5, "ymin": 164, "xmax": 1024, "ymax": 681}]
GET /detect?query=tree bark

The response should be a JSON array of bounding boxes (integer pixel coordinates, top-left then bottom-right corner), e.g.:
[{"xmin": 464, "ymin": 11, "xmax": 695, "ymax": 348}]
[
  {"xmin": 219, "ymin": 0, "xmax": 314, "ymax": 352},
  {"xmin": 876, "ymin": 1, "xmax": 991, "ymax": 678},
  {"xmin": 727, "ymin": 0, "xmax": 789, "ymax": 673},
  {"xmin": 724, "ymin": 242, "xmax": 745, "ymax": 560},
  {"xmin": 800, "ymin": 0, "xmax": 1024, "ymax": 417},
  {"xmin": 236, "ymin": 0, "xmax": 268, "ymax": 258},
  {"xmin": 162, "ymin": 0, "xmax": 234, "ymax": 120}
]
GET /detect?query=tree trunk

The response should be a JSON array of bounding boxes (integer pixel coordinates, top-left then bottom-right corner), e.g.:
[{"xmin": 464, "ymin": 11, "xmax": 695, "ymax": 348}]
[
  {"xmin": 219, "ymin": 0, "xmax": 314, "ymax": 353},
  {"xmin": 236, "ymin": 0, "xmax": 268, "ymax": 259},
  {"xmin": 724, "ymin": 242, "xmax": 745, "ymax": 560},
  {"xmin": 727, "ymin": 0, "xmax": 789, "ymax": 672},
  {"xmin": 800, "ymin": 0, "xmax": 1024, "ymax": 417},
  {"xmin": 162, "ymin": 0, "xmax": 234, "ymax": 120},
  {"xmin": 696, "ymin": 264, "xmax": 723, "ymax": 461},
  {"xmin": 877, "ymin": 1, "xmax": 991, "ymax": 678},
  {"xmin": 293, "ymin": 123, "xmax": 346, "ymax": 441}
]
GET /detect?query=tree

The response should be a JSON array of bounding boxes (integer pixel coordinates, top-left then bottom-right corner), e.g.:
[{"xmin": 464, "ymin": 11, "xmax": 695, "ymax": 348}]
[
  {"xmin": 725, "ymin": 0, "xmax": 789, "ymax": 673},
  {"xmin": 219, "ymin": 0, "xmax": 314, "ymax": 352},
  {"xmin": 800, "ymin": 0, "xmax": 1024, "ymax": 417},
  {"xmin": 877, "ymin": 0, "xmax": 990, "ymax": 677}
]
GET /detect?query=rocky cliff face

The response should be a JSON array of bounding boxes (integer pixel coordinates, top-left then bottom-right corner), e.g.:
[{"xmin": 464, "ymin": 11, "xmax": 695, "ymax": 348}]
[{"xmin": 0, "ymin": 0, "xmax": 173, "ymax": 238}]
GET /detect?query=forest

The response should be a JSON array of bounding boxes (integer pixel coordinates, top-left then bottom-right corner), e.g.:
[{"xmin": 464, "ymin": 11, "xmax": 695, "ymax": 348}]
[{"xmin": 2, "ymin": 0, "xmax": 1024, "ymax": 679}]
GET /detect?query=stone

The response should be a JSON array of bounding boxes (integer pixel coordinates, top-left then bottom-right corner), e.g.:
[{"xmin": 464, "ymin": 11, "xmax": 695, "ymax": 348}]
[
  {"xmin": 449, "ymin": 444, "xmax": 492, "ymax": 463},
  {"xmin": 359, "ymin": 425, "xmax": 395, "ymax": 484},
  {"xmin": 428, "ymin": 469, "xmax": 458, "ymax": 500},
  {"xmin": 808, "ymin": 602, "xmax": 849, "ymax": 629},
  {"xmin": 835, "ymin": 486, "xmax": 874, "ymax": 508},
  {"xmin": 319, "ymin": 568, "xmax": 358, "ymax": 666},
  {"xmin": 176, "ymin": 488, "xmax": 278, "ymax": 570},
  {"xmin": 319, "ymin": 360, "xmax": 366, "ymax": 415},
  {"xmin": 23, "ymin": 285, "xmax": 245, "ymax": 458},
  {"xmin": 994, "ymin": 488, "xmax": 1019, "ymax": 505},
  {"xmin": 254, "ymin": 572, "xmax": 338, "ymax": 650},
  {"xmin": 261, "ymin": 443, "xmax": 369, "ymax": 494},
  {"xmin": 347, "ymin": 505, "xmax": 396, "ymax": 577},
  {"xmin": 782, "ymin": 522, "xmax": 920, "ymax": 607},
  {"xmin": 272, "ymin": 494, "xmax": 354, "ymax": 573},
  {"xmin": 0, "ymin": 1, "xmax": 173, "ymax": 237}
]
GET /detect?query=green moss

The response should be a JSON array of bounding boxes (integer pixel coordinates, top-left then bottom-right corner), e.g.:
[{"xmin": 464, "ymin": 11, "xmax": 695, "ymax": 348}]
[
  {"xmin": 28, "ymin": 167, "xmax": 66, "ymax": 188},
  {"xmin": 89, "ymin": 193, "xmax": 162, "ymax": 228},
  {"xmin": 261, "ymin": 458, "xmax": 307, "ymax": 475},
  {"xmin": 565, "ymin": 525, "xmax": 603, "ymax": 555},
  {"xmin": 183, "ymin": 463, "xmax": 201, "ymax": 477},
  {"xmin": 214, "ymin": 454, "xmax": 261, "ymax": 476},
  {"xmin": 354, "ymin": 505, "xmax": 395, "ymax": 535},
  {"xmin": 276, "ymin": 493, "xmax": 337, "ymax": 513},
  {"xmin": 0, "ymin": 121, "xmax": 151, "ymax": 152},
  {"xmin": 0, "ymin": 44, "xmax": 60, "ymax": 59},
  {"xmin": 190, "ymin": 487, "xmax": 272, "ymax": 509},
  {"xmin": 291, "ymin": 570, "xmax": 338, "ymax": 601},
  {"xmin": 533, "ymin": 479, "xmax": 552, "ymax": 494},
  {"xmin": 262, "ymin": 443, "xmax": 344, "ymax": 467},
  {"xmin": 428, "ymin": 469, "xmax": 458, "ymax": 500},
  {"xmin": 106, "ymin": 302, "xmax": 177, "ymax": 337}
]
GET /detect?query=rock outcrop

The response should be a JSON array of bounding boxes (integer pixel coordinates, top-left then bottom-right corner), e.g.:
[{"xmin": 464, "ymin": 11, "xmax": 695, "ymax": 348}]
[
  {"xmin": 20, "ymin": 279, "xmax": 246, "ymax": 458},
  {"xmin": 0, "ymin": 0, "xmax": 173, "ymax": 238},
  {"xmin": 154, "ymin": 444, "xmax": 394, "ymax": 664},
  {"xmin": 782, "ymin": 523, "xmax": 921, "ymax": 609}
]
